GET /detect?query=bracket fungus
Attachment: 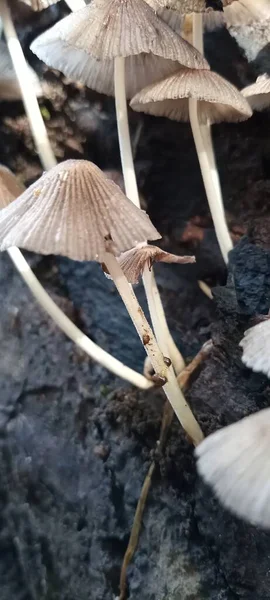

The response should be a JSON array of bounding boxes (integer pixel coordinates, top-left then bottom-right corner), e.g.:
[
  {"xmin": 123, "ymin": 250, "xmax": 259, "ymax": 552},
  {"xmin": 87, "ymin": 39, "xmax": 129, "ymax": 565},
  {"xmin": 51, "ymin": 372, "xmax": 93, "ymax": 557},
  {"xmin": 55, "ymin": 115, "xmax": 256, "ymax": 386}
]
[
  {"xmin": 242, "ymin": 74, "xmax": 270, "ymax": 112},
  {"xmin": 195, "ymin": 407, "xmax": 270, "ymax": 528},
  {"xmin": 118, "ymin": 244, "xmax": 195, "ymax": 284},
  {"xmin": 0, "ymin": 163, "xmax": 154, "ymax": 389},
  {"xmin": 131, "ymin": 67, "xmax": 251, "ymax": 262},
  {"xmin": 0, "ymin": 159, "xmax": 203, "ymax": 445}
]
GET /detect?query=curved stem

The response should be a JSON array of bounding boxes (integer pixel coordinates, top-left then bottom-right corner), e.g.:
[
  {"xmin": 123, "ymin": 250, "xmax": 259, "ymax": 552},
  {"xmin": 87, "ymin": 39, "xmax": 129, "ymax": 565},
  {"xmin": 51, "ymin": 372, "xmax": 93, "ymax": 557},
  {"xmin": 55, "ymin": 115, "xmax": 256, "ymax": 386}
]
[
  {"xmin": 188, "ymin": 13, "xmax": 232, "ymax": 264},
  {"xmin": 114, "ymin": 55, "xmax": 184, "ymax": 372},
  {"xmin": 104, "ymin": 252, "xmax": 204, "ymax": 445},
  {"xmin": 7, "ymin": 247, "xmax": 152, "ymax": 389},
  {"xmin": 0, "ymin": 0, "xmax": 56, "ymax": 171}
]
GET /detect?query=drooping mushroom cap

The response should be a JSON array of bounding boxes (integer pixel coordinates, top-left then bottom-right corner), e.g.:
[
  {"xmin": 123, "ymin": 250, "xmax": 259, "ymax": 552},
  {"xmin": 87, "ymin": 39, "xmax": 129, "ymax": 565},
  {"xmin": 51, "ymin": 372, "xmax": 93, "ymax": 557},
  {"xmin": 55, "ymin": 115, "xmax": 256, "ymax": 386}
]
[
  {"xmin": 240, "ymin": 318, "xmax": 270, "ymax": 376},
  {"xmin": 118, "ymin": 244, "xmax": 195, "ymax": 283},
  {"xmin": 0, "ymin": 165, "xmax": 25, "ymax": 208},
  {"xmin": 130, "ymin": 68, "xmax": 252, "ymax": 124},
  {"xmin": 30, "ymin": 0, "xmax": 209, "ymax": 99},
  {"xmin": 19, "ymin": 0, "xmax": 60, "ymax": 10},
  {"xmin": 242, "ymin": 74, "xmax": 270, "ymax": 111},
  {"xmin": 0, "ymin": 160, "xmax": 161, "ymax": 262},
  {"xmin": 195, "ymin": 407, "xmax": 270, "ymax": 528},
  {"xmin": 0, "ymin": 41, "xmax": 42, "ymax": 101}
]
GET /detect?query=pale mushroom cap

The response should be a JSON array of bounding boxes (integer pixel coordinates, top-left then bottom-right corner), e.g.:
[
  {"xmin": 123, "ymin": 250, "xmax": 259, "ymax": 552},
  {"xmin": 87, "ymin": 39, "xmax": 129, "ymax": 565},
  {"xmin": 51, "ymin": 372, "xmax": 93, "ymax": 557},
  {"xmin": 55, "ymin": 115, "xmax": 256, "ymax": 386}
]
[
  {"xmin": 119, "ymin": 244, "xmax": 195, "ymax": 283},
  {"xmin": 0, "ymin": 41, "xmax": 42, "ymax": 101},
  {"xmin": 145, "ymin": 0, "xmax": 234, "ymax": 14},
  {"xmin": 0, "ymin": 160, "xmax": 161, "ymax": 262},
  {"xmin": 0, "ymin": 165, "xmax": 25, "ymax": 208},
  {"xmin": 130, "ymin": 68, "xmax": 252, "ymax": 124},
  {"xmin": 242, "ymin": 74, "xmax": 270, "ymax": 111},
  {"xmin": 19, "ymin": 0, "xmax": 60, "ymax": 10},
  {"xmin": 240, "ymin": 319, "xmax": 270, "ymax": 377},
  {"xmin": 195, "ymin": 407, "xmax": 270, "ymax": 528},
  {"xmin": 30, "ymin": 0, "xmax": 209, "ymax": 98}
]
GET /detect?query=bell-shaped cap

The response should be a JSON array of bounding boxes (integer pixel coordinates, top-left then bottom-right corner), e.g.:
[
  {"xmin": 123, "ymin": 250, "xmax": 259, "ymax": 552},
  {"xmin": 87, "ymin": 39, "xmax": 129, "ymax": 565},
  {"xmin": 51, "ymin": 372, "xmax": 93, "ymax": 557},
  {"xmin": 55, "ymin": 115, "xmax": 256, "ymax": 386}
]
[
  {"xmin": 118, "ymin": 244, "xmax": 195, "ymax": 283},
  {"xmin": 240, "ymin": 319, "xmax": 270, "ymax": 377},
  {"xmin": 195, "ymin": 407, "xmax": 270, "ymax": 528},
  {"xmin": 0, "ymin": 41, "xmax": 42, "ymax": 101},
  {"xmin": 19, "ymin": 0, "xmax": 60, "ymax": 10},
  {"xmin": 0, "ymin": 165, "xmax": 25, "ymax": 208},
  {"xmin": 0, "ymin": 159, "xmax": 161, "ymax": 261},
  {"xmin": 242, "ymin": 74, "xmax": 270, "ymax": 111},
  {"xmin": 30, "ymin": 0, "xmax": 209, "ymax": 99},
  {"xmin": 130, "ymin": 67, "xmax": 252, "ymax": 124}
]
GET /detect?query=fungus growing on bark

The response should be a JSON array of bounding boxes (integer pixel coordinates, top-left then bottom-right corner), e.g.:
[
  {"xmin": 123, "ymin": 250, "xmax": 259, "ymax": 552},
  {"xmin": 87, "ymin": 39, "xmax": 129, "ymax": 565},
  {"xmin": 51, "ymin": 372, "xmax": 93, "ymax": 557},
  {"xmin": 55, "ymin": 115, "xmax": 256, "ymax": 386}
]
[
  {"xmin": 242, "ymin": 74, "xmax": 270, "ymax": 111},
  {"xmin": 118, "ymin": 244, "xmax": 195, "ymax": 284},
  {"xmin": 131, "ymin": 68, "xmax": 251, "ymax": 262},
  {"xmin": 0, "ymin": 159, "xmax": 203, "ymax": 444},
  {"xmin": 195, "ymin": 407, "xmax": 270, "ymax": 528}
]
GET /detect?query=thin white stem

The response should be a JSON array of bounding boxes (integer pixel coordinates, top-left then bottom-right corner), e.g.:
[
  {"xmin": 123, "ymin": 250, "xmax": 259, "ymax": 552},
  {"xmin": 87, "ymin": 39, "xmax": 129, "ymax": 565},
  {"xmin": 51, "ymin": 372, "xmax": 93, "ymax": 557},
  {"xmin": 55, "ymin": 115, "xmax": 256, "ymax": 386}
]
[
  {"xmin": 114, "ymin": 56, "xmax": 185, "ymax": 372},
  {"xmin": 105, "ymin": 252, "xmax": 204, "ymax": 445},
  {"xmin": 188, "ymin": 13, "xmax": 233, "ymax": 264},
  {"xmin": 0, "ymin": 0, "xmax": 56, "ymax": 171},
  {"xmin": 7, "ymin": 246, "xmax": 152, "ymax": 389}
]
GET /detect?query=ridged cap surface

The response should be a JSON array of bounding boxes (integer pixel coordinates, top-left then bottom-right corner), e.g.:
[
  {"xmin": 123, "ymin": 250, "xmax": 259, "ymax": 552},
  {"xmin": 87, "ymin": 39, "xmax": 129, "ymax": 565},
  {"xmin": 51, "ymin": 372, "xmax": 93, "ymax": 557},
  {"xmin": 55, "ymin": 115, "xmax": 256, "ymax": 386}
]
[
  {"xmin": 240, "ymin": 319, "xmax": 270, "ymax": 376},
  {"xmin": 242, "ymin": 74, "xmax": 270, "ymax": 111},
  {"xmin": 119, "ymin": 244, "xmax": 195, "ymax": 283},
  {"xmin": 0, "ymin": 160, "xmax": 160, "ymax": 261},
  {"xmin": 131, "ymin": 67, "xmax": 252, "ymax": 123}
]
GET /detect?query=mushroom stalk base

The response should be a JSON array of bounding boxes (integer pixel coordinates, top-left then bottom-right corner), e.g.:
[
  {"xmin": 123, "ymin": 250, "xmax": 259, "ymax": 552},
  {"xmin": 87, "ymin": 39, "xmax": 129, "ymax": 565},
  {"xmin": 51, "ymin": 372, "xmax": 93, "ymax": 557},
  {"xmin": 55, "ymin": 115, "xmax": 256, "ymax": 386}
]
[
  {"xmin": 114, "ymin": 56, "xmax": 184, "ymax": 372},
  {"xmin": 0, "ymin": 0, "xmax": 56, "ymax": 171},
  {"xmin": 105, "ymin": 252, "xmax": 204, "ymax": 445},
  {"xmin": 188, "ymin": 13, "xmax": 232, "ymax": 264},
  {"xmin": 7, "ymin": 247, "xmax": 152, "ymax": 390}
]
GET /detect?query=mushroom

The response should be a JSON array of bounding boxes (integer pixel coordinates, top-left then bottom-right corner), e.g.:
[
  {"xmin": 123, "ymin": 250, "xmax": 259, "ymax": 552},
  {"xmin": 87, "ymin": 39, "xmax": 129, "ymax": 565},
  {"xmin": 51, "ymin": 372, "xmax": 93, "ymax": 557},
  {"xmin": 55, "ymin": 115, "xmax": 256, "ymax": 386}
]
[
  {"xmin": 30, "ymin": 0, "xmax": 203, "ymax": 374},
  {"xmin": 0, "ymin": 40, "xmax": 42, "ymax": 101},
  {"xmin": 0, "ymin": 163, "xmax": 152, "ymax": 389},
  {"xmin": 0, "ymin": 159, "xmax": 204, "ymax": 445},
  {"xmin": 240, "ymin": 318, "xmax": 270, "ymax": 377},
  {"xmin": 195, "ymin": 407, "xmax": 270, "ymax": 528},
  {"xmin": 118, "ymin": 244, "xmax": 195, "ymax": 284},
  {"xmin": 242, "ymin": 74, "xmax": 270, "ymax": 111},
  {"xmin": 130, "ymin": 67, "xmax": 251, "ymax": 261},
  {"xmin": 0, "ymin": 0, "xmax": 55, "ymax": 170}
]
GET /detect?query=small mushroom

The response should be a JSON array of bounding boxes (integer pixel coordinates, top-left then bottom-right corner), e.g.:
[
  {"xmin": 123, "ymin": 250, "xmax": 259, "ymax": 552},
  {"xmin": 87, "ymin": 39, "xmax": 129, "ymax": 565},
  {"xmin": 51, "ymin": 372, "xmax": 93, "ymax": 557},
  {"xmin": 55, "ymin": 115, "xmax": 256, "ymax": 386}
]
[
  {"xmin": 118, "ymin": 244, "xmax": 195, "ymax": 284},
  {"xmin": 195, "ymin": 407, "xmax": 270, "ymax": 528},
  {"xmin": 131, "ymin": 68, "xmax": 251, "ymax": 261},
  {"xmin": 0, "ymin": 163, "xmax": 152, "ymax": 389},
  {"xmin": 240, "ymin": 318, "xmax": 270, "ymax": 377},
  {"xmin": 242, "ymin": 74, "xmax": 270, "ymax": 112},
  {"xmin": 0, "ymin": 159, "xmax": 203, "ymax": 445}
]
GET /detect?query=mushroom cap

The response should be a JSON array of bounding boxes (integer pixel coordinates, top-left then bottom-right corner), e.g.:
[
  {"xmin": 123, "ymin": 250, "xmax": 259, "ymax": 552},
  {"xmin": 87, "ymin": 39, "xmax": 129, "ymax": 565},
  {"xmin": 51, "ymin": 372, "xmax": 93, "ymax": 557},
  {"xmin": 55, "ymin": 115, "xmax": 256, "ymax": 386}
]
[
  {"xmin": 130, "ymin": 68, "xmax": 252, "ymax": 124},
  {"xmin": 19, "ymin": 0, "xmax": 60, "ymax": 10},
  {"xmin": 30, "ymin": 0, "xmax": 209, "ymax": 99},
  {"xmin": 242, "ymin": 74, "xmax": 270, "ymax": 111},
  {"xmin": 195, "ymin": 407, "xmax": 270, "ymax": 528},
  {"xmin": 145, "ymin": 0, "xmax": 234, "ymax": 14},
  {"xmin": 0, "ymin": 165, "xmax": 25, "ymax": 208},
  {"xmin": 118, "ymin": 244, "xmax": 195, "ymax": 283},
  {"xmin": 0, "ymin": 41, "xmax": 42, "ymax": 101},
  {"xmin": 240, "ymin": 318, "xmax": 270, "ymax": 376},
  {"xmin": 0, "ymin": 160, "xmax": 161, "ymax": 262}
]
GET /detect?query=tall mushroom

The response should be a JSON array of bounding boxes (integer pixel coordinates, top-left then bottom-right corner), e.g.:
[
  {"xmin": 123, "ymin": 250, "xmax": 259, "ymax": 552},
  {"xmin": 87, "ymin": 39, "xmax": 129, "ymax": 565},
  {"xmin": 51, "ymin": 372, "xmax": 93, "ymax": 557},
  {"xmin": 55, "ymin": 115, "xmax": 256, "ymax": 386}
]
[
  {"xmin": 30, "ymin": 0, "xmax": 209, "ymax": 375},
  {"xmin": 0, "ymin": 164, "xmax": 152, "ymax": 390},
  {"xmin": 131, "ymin": 67, "xmax": 252, "ymax": 261},
  {"xmin": 0, "ymin": 159, "xmax": 203, "ymax": 444},
  {"xmin": 195, "ymin": 407, "xmax": 270, "ymax": 528}
]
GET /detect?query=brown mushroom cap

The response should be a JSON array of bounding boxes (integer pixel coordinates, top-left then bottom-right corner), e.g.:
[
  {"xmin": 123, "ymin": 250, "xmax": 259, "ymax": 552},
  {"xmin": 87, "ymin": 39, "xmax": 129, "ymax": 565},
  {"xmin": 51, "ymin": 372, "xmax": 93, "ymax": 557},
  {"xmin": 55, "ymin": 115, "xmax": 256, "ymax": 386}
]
[
  {"xmin": 0, "ymin": 165, "xmax": 25, "ymax": 208},
  {"xmin": 19, "ymin": 0, "xmax": 60, "ymax": 10},
  {"xmin": 130, "ymin": 67, "xmax": 252, "ymax": 124},
  {"xmin": 30, "ymin": 0, "xmax": 209, "ymax": 99},
  {"xmin": 0, "ymin": 40, "xmax": 42, "ymax": 101},
  {"xmin": 118, "ymin": 244, "xmax": 195, "ymax": 283},
  {"xmin": 242, "ymin": 74, "xmax": 270, "ymax": 111},
  {"xmin": 0, "ymin": 159, "xmax": 161, "ymax": 261}
]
